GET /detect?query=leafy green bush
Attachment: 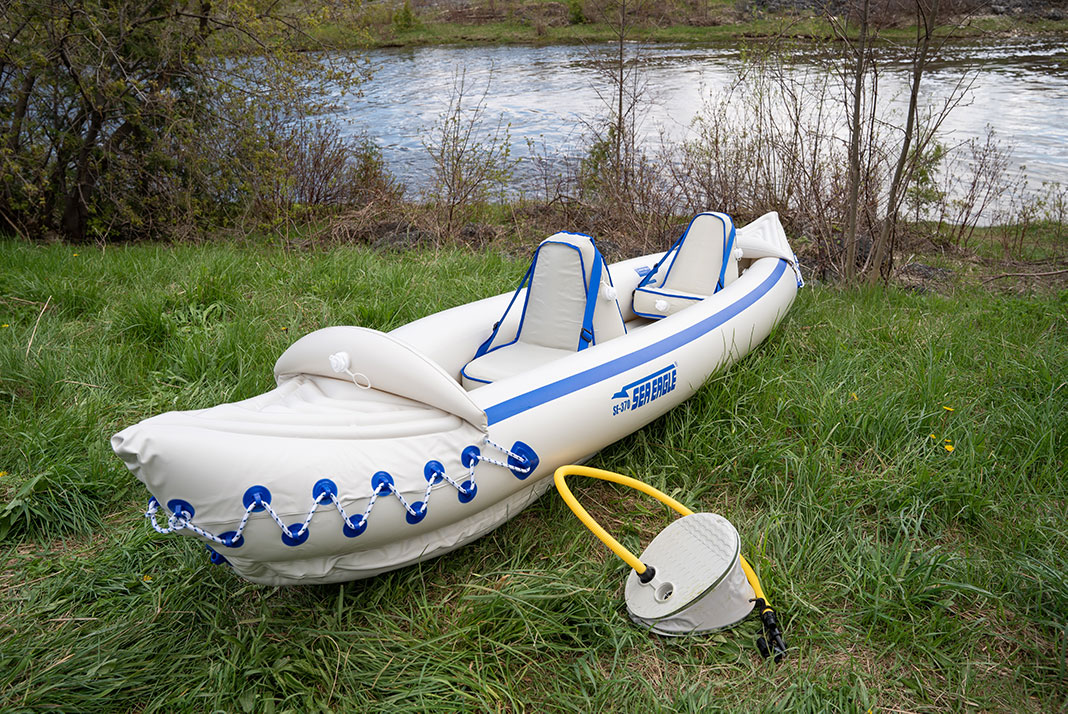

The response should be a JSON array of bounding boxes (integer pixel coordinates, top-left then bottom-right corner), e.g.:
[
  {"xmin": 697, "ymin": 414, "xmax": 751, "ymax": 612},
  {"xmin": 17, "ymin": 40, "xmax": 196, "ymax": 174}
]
[
  {"xmin": 0, "ymin": 0, "xmax": 369, "ymax": 243},
  {"xmin": 393, "ymin": 0, "xmax": 419, "ymax": 31},
  {"xmin": 568, "ymin": 0, "xmax": 588, "ymax": 24}
]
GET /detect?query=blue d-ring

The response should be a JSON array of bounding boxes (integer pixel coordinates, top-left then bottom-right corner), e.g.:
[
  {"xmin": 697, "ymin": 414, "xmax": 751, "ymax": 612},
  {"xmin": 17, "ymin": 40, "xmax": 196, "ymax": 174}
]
[
  {"xmin": 219, "ymin": 531, "xmax": 244, "ymax": 548},
  {"xmin": 281, "ymin": 523, "xmax": 310, "ymax": 547},
  {"xmin": 343, "ymin": 517, "xmax": 368, "ymax": 538},
  {"xmin": 458, "ymin": 480, "xmax": 477, "ymax": 504},
  {"xmin": 461, "ymin": 445, "xmax": 481, "ymax": 468},
  {"xmin": 507, "ymin": 441, "xmax": 540, "ymax": 480},
  {"xmin": 405, "ymin": 502, "xmax": 427, "ymax": 525},
  {"xmin": 424, "ymin": 460, "xmax": 445, "ymax": 484},
  {"xmin": 371, "ymin": 471, "xmax": 394, "ymax": 492},
  {"xmin": 167, "ymin": 499, "xmax": 195, "ymax": 520},
  {"xmin": 313, "ymin": 479, "xmax": 338, "ymax": 501},
  {"xmin": 242, "ymin": 485, "xmax": 272, "ymax": 512}
]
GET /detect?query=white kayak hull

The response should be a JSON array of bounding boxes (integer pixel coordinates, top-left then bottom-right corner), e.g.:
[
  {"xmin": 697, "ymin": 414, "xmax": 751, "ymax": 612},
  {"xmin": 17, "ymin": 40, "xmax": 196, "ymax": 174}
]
[{"xmin": 112, "ymin": 213, "xmax": 801, "ymax": 585}]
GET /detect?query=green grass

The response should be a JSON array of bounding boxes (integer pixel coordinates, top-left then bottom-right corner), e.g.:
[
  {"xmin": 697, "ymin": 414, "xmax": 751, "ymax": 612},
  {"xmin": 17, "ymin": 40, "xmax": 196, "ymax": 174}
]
[{"xmin": 1, "ymin": 239, "xmax": 1066, "ymax": 711}]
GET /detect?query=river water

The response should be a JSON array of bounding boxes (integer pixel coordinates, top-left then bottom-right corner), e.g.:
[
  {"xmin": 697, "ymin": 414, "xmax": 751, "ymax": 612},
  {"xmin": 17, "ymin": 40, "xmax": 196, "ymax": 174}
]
[{"xmin": 332, "ymin": 39, "xmax": 1067, "ymax": 194}]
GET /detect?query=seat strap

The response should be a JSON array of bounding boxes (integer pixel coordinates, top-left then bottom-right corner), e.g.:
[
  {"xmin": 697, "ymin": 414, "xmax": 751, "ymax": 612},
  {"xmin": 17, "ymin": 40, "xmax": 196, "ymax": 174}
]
[
  {"xmin": 716, "ymin": 224, "xmax": 737, "ymax": 292},
  {"xmin": 577, "ymin": 248, "xmax": 604, "ymax": 351},
  {"xmin": 473, "ymin": 260, "xmax": 535, "ymax": 359},
  {"xmin": 637, "ymin": 233, "xmax": 683, "ymax": 290}
]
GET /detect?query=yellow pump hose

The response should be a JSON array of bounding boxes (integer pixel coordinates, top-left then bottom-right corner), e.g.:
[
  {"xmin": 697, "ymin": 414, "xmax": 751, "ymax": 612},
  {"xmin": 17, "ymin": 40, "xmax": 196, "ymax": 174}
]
[{"xmin": 553, "ymin": 464, "xmax": 770, "ymax": 611}]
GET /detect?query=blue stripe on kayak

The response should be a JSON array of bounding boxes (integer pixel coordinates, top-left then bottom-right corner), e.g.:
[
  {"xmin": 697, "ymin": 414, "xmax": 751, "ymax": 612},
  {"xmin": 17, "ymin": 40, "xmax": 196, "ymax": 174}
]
[{"xmin": 485, "ymin": 258, "xmax": 789, "ymax": 425}]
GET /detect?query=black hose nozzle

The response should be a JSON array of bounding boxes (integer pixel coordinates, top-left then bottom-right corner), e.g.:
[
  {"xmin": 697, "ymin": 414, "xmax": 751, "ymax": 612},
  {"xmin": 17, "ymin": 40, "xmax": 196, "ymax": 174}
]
[{"xmin": 753, "ymin": 598, "xmax": 787, "ymax": 663}]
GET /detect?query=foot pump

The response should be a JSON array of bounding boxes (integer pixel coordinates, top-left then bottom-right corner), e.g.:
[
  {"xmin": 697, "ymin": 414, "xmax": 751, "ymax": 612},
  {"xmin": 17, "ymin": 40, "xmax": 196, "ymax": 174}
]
[{"xmin": 554, "ymin": 465, "xmax": 786, "ymax": 661}]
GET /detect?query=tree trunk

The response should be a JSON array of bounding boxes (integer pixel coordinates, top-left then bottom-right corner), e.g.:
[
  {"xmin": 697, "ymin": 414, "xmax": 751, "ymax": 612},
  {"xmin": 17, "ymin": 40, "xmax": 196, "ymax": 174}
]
[
  {"xmin": 842, "ymin": 0, "xmax": 870, "ymax": 283},
  {"xmin": 5, "ymin": 73, "xmax": 37, "ymax": 154},
  {"xmin": 867, "ymin": 0, "xmax": 940, "ymax": 283},
  {"xmin": 61, "ymin": 110, "xmax": 104, "ymax": 242}
]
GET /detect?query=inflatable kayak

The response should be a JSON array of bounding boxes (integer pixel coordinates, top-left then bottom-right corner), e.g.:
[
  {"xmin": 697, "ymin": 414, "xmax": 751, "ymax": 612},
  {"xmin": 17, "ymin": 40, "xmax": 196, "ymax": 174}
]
[{"xmin": 112, "ymin": 211, "xmax": 802, "ymax": 585}]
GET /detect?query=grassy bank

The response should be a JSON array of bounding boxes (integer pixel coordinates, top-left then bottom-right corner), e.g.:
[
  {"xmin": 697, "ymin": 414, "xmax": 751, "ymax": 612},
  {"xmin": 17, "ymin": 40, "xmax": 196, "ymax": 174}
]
[
  {"xmin": 312, "ymin": 0, "xmax": 1068, "ymax": 50},
  {"xmin": 1, "ymin": 239, "xmax": 1066, "ymax": 711}
]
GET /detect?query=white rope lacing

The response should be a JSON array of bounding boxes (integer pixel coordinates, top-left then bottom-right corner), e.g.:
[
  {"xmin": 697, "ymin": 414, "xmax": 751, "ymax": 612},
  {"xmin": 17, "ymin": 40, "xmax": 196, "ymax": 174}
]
[{"xmin": 144, "ymin": 437, "xmax": 534, "ymax": 548}]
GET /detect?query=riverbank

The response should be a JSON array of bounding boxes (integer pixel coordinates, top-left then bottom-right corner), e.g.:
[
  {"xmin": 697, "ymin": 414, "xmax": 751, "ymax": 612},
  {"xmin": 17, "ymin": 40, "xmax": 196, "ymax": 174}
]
[
  {"xmin": 1, "ymin": 238, "xmax": 1065, "ymax": 711},
  {"xmin": 304, "ymin": 195, "xmax": 1068, "ymax": 296},
  {"xmin": 311, "ymin": 0, "xmax": 1068, "ymax": 50}
]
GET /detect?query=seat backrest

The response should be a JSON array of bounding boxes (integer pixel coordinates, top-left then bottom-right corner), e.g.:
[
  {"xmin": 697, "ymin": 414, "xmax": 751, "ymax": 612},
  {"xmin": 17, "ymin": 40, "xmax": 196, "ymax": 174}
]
[
  {"xmin": 631, "ymin": 213, "xmax": 738, "ymax": 320},
  {"xmin": 654, "ymin": 212, "xmax": 736, "ymax": 295},
  {"xmin": 475, "ymin": 232, "xmax": 626, "ymax": 356}
]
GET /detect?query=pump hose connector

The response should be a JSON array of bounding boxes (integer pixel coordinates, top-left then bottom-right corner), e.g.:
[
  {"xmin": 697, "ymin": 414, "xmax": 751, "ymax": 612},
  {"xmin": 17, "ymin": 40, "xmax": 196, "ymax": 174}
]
[{"xmin": 752, "ymin": 597, "xmax": 787, "ymax": 662}]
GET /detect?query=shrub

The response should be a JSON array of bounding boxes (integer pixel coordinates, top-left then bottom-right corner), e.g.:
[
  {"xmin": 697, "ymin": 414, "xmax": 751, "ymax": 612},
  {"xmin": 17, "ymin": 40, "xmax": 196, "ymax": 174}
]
[
  {"xmin": 568, "ymin": 0, "xmax": 589, "ymax": 24},
  {"xmin": 393, "ymin": 0, "xmax": 418, "ymax": 31}
]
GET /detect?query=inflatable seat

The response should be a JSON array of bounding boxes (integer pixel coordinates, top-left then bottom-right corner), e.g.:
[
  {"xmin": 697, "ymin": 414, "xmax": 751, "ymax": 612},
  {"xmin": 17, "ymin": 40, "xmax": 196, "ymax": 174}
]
[
  {"xmin": 462, "ymin": 232, "xmax": 626, "ymax": 389},
  {"xmin": 632, "ymin": 212, "xmax": 739, "ymax": 320}
]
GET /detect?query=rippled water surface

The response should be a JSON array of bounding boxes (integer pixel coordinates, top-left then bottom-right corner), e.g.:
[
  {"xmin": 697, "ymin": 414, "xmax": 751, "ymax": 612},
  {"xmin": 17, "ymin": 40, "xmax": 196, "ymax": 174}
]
[{"xmin": 332, "ymin": 40, "xmax": 1067, "ymax": 192}]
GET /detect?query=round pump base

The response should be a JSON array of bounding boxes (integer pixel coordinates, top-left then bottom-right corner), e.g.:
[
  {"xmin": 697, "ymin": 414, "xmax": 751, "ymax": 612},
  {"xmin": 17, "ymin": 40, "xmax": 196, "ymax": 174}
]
[{"xmin": 625, "ymin": 513, "xmax": 756, "ymax": 636}]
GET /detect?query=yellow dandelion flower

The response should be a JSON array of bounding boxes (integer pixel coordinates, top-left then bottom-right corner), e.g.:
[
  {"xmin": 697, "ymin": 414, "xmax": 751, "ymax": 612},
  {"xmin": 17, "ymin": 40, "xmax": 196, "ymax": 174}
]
[
  {"xmin": 929, "ymin": 433, "xmax": 937, "ymax": 439},
  {"xmin": 850, "ymin": 392, "xmax": 858, "ymax": 401},
  {"xmin": 1, "ymin": 324, "xmax": 8, "ymax": 328},
  {"xmin": 0, "ymin": 471, "xmax": 6, "ymax": 478},
  {"xmin": 73, "ymin": 253, "xmax": 79, "ymax": 256},
  {"xmin": 943, "ymin": 406, "xmax": 954, "ymax": 412},
  {"xmin": 944, "ymin": 444, "xmax": 955, "ymax": 452},
  {"xmin": 142, "ymin": 575, "xmax": 153, "ymax": 582}
]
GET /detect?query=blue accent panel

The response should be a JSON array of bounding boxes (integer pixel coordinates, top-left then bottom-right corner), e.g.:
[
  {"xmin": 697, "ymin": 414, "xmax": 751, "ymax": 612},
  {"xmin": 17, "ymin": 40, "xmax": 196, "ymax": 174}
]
[
  {"xmin": 242, "ymin": 485, "xmax": 271, "ymax": 512},
  {"xmin": 207, "ymin": 546, "xmax": 228, "ymax": 565},
  {"xmin": 219, "ymin": 531, "xmax": 244, "ymax": 548},
  {"xmin": 508, "ymin": 441, "xmax": 540, "ymax": 480},
  {"xmin": 424, "ymin": 460, "xmax": 445, "ymax": 484},
  {"xmin": 313, "ymin": 479, "xmax": 338, "ymax": 500},
  {"xmin": 371, "ymin": 472, "xmax": 394, "ymax": 491},
  {"xmin": 343, "ymin": 517, "xmax": 368, "ymax": 538},
  {"xmin": 406, "ymin": 503, "xmax": 428, "ymax": 525},
  {"xmin": 167, "ymin": 499, "xmax": 195, "ymax": 519},
  {"xmin": 486, "ymin": 259, "xmax": 788, "ymax": 425},
  {"xmin": 461, "ymin": 445, "xmax": 481, "ymax": 468},
  {"xmin": 458, "ymin": 481, "xmax": 477, "ymax": 503},
  {"xmin": 281, "ymin": 524, "xmax": 310, "ymax": 547}
]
